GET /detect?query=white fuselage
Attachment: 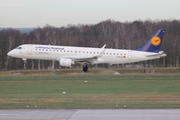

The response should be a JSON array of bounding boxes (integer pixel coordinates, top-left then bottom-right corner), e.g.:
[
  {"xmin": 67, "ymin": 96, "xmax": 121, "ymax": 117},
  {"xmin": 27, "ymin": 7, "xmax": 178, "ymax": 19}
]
[{"xmin": 8, "ymin": 44, "xmax": 161, "ymax": 65}]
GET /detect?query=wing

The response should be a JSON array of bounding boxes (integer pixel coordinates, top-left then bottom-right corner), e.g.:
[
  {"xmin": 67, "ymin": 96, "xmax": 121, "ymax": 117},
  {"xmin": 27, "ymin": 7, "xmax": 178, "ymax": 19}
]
[{"xmin": 60, "ymin": 44, "xmax": 106, "ymax": 63}]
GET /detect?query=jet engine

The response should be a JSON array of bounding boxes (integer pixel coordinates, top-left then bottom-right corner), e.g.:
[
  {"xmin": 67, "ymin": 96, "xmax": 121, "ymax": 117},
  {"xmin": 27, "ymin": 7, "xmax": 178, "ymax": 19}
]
[{"xmin": 59, "ymin": 58, "xmax": 74, "ymax": 67}]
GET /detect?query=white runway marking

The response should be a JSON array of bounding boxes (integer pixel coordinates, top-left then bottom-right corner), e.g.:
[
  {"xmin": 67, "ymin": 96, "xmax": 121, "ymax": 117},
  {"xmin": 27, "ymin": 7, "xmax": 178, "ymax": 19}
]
[
  {"xmin": 0, "ymin": 114, "xmax": 20, "ymax": 116},
  {"xmin": 0, "ymin": 109, "xmax": 180, "ymax": 120}
]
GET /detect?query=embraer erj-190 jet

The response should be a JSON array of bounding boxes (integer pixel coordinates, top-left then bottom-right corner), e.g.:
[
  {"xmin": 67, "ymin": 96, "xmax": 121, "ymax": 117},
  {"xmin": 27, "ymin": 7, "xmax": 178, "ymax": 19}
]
[{"xmin": 7, "ymin": 29, "xmax": 166, "ymax": 72}]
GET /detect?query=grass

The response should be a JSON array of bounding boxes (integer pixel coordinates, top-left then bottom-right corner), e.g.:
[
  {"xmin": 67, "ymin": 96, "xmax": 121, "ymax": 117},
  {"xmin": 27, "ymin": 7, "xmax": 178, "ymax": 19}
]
[{"xmin": 0, "ymin": 72, "xmax": 180, "ymax": 108}]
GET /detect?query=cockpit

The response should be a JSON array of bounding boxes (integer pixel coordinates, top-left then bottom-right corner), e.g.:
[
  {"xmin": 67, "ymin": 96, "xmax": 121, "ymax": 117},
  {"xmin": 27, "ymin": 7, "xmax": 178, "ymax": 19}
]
[
  {"xmin": 7, "ymin": 45, "xmax": 25, "ymax": 58},
  {"xmin": 16, "ymin": 47, "xmax": 22, "ymax": 49}
]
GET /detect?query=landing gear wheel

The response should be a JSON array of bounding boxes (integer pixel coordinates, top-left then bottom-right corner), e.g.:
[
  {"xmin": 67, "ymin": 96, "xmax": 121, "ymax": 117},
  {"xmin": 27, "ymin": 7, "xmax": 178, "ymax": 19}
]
[{"xmin": 83, "ymin": 64, "xmax": 88, "ymax": 72}]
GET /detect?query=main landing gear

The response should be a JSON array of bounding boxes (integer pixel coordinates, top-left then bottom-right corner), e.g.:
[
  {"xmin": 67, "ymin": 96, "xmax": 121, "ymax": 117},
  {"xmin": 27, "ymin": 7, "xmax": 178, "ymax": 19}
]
[{"xmin": 83, "ymin": 64, "xmax": 88, "ymax": 72}]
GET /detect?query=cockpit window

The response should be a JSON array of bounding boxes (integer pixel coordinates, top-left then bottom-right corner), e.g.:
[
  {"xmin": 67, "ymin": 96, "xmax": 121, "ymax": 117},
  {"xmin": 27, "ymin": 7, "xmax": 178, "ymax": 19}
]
[{"xmin": 16, "ymin": 47, "xmax": 22, "ymax": 49}]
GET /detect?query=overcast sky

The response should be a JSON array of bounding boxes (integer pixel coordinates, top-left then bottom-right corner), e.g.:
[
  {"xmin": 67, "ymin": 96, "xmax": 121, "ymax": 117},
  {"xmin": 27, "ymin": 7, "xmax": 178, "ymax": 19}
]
[{"xmin": 1, "ymin": 0, "xmax": 180, "ymax": 28}]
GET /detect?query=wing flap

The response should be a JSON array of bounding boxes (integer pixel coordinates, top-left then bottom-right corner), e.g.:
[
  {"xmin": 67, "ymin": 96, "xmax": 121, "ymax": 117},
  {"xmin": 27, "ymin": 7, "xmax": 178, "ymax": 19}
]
[{"xmin": 62, "ymin": 55, "xmax": 98, "ymax": 63}]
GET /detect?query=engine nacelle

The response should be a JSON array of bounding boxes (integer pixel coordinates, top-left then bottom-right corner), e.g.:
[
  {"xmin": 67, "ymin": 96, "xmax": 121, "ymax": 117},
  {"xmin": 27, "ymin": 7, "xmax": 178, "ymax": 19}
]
[{"xmin": 59, "ymin": 58, "xmax": 74, "ymax": 67}]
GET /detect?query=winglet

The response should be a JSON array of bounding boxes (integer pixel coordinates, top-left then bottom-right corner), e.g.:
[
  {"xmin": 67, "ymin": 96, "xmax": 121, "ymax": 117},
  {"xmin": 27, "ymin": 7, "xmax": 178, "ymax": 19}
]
[
  {"xmin": 102, "ymin": 44, "xmax": 106, "ymax": 49},
  {"xmin": 135, "ymin": 29, "xmax": 165, "ymax": 53},
  {"xmin": 94, "ymin": 44, "xmax": 106, "ymax": 58}
]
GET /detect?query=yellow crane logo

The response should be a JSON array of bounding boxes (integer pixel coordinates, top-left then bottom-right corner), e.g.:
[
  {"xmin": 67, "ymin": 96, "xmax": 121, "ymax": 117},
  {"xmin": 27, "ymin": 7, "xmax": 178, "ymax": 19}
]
[{"xmin": 151, "ymin": 36, "xmax": 161, "ymax": 46}]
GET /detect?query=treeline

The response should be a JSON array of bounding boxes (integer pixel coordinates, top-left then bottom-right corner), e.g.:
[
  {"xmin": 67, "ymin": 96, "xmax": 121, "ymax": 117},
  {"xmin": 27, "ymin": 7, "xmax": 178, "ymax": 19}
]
[{"xmin": 0, "ymin": 19, "xmax": 180, "ymax": 70}]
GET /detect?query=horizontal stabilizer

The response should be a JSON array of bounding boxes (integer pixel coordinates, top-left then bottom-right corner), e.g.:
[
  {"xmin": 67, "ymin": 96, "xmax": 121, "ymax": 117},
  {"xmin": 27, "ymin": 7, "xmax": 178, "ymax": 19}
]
[{"xmin": 145, "ymin": 51, "xmax": 167, "ymax": 58}]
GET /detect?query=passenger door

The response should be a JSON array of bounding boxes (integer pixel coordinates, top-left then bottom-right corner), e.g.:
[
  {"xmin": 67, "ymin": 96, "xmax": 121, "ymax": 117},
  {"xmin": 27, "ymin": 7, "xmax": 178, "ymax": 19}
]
[{"xmin": 28, "ymin": 45, "xmax": 33, "ymax": 55}]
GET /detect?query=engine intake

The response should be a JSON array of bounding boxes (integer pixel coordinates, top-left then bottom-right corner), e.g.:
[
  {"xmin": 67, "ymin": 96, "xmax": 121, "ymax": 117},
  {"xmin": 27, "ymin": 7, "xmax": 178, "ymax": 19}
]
[{"xmin": 59, "ymin": 58, "xmax": 74, "ymax": 67}]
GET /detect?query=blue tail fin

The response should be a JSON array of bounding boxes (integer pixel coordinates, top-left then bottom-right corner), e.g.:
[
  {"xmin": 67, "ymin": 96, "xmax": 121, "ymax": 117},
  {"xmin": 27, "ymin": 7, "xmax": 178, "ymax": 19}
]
[{"xmin": 135, "ymin": 29, "xmax": 165, "ymax": 53}]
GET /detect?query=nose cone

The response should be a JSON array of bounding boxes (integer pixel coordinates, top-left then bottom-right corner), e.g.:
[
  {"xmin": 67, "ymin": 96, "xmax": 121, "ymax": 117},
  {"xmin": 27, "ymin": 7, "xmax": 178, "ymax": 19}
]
[{"xmin": 7, "ymin": 51, "xmax": 13, "ymax": 57}]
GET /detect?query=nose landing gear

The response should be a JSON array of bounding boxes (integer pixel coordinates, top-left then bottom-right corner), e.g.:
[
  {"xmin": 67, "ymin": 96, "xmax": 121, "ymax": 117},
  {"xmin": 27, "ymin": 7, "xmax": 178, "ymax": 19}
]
[{"xmin": 22, "ymin": 58, "xmax": 27, "ymax": 69}]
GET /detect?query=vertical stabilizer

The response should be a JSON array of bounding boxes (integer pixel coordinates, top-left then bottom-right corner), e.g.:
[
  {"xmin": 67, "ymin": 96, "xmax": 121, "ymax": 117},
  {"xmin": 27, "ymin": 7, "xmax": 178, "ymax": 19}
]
[{"xmin": 135, "ymin": 29, "xmax": 165, "ymax": 53}]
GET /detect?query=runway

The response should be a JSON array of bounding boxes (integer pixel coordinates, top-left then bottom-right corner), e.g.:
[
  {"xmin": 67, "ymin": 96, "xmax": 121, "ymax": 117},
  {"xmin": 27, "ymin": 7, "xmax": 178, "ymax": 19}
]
[{"xmin": 0, "ymin": 109, "xmax": 180, "ymax": 120}]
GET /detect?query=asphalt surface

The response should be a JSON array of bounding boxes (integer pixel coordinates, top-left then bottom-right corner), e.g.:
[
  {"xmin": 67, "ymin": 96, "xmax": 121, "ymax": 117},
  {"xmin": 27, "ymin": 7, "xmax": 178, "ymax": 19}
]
[{"xmin": 0, "ymin": 109, "xmax": 180, "ymax": 120}]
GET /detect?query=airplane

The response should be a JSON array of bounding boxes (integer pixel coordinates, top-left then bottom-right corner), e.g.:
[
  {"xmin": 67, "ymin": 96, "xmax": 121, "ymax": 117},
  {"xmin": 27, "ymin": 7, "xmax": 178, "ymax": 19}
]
[{"xmin": 7, "ymin": 29, "xmax": 166, "ymax": 72}]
